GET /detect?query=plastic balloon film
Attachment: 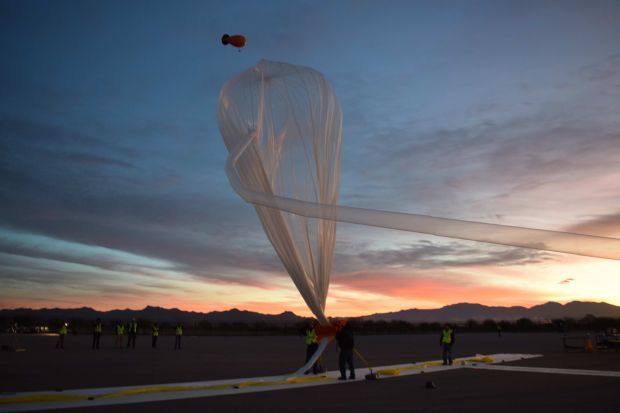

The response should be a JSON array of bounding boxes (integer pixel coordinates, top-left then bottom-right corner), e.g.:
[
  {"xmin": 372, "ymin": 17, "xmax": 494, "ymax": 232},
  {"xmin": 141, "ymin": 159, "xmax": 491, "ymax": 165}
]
[{"xmin": 218, "ymin": 60, "xmax": 620, "ymax": 328}]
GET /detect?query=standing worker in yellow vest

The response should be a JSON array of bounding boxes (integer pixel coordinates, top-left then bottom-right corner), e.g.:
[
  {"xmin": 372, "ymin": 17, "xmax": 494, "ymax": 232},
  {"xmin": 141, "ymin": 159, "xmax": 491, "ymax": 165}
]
[
  {"xmin": 55, "ymin": 322, "xmax": 68, "ymax": 349},
  {"xmin": 92, "ymin": 318, "xmax": 102, "ymax": 350},
  {"xmin": 304, "ymin": 321, "xmax": 321, "ymax": 374},
  {"xmin": 440, "ymin": 324, "xmax": 455, "ymax": 365},
  {"xmin": 115, "ymin": 321, "xmax": 125, "ymax": 348},
  {"xmin": 174, "ymin": 323, "xmax": 183, "ymax": 350},
  {"xmin": 127, "ymin": 318, "xmax": 138, "ymax": 349},
  {"xmin": 151, "ymin": 322, "xmax": 159, "ymax": 349}
]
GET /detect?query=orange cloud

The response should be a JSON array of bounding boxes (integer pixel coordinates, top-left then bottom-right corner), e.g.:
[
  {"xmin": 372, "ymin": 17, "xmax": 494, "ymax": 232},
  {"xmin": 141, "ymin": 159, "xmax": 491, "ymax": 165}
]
[{"xmin": 329, "ymin": 269, "xmax": 548, "ymax": 313}]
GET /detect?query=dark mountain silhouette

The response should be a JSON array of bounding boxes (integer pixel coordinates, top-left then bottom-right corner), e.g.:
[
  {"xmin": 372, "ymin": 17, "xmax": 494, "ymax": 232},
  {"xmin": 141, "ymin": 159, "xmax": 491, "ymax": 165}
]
[
  {"xmin": 0, "ymin": 306, "xmax": 305, "ymax": 324},
  {"xmin": 527, "ymin": 301, "xmax": 620, "ymax": 320},
  {"xmin": 200, "ymin": 308, "xmax": 303, "ymax": 324},
  {"xmin": 362, "ymin": 301, "xmax": 620, "ymax": 322},
  {"xmin": 1, "ymin": 301, "xmax": 619, "ymax": 324}
]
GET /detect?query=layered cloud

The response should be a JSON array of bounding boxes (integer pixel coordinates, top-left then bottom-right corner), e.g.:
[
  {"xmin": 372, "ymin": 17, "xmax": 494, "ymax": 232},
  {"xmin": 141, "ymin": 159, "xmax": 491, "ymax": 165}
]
[{"xmin": 1, "ymin": 1, "xmax": 619, "ymax": 313}]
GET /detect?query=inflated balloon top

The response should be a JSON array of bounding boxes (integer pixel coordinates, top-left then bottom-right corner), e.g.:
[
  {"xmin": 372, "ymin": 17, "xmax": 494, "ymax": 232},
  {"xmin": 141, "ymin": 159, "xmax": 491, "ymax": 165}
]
[{"xmin": 218, "ymin": 60, "xmax": 342, "ymax": 325}]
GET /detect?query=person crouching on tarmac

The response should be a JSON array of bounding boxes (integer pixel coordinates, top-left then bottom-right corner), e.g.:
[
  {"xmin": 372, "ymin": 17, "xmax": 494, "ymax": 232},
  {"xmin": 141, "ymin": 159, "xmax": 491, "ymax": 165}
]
[{"xmin": 440, "ymin": 324, "xmax": 455, "ymax": 365}]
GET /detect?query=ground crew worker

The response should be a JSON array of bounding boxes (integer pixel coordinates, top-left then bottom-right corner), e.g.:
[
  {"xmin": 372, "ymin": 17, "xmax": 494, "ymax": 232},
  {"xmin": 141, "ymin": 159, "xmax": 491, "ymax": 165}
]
[
  {"xmin": 174, "ymin": 323, "xmax": 183, "ymax": 350},
  {"xmin": 336, "ymin": 321, "xmax": 355, "ymax": 380},
  {"xmin": 151, "ymin": 323, "xmax": 159, "ymax": 349},
  {"xmin": 127, "ymin": 318, "xmax": 138, "ymax": 349},
  {"xmin": 55, "ymin": 322, "xmax": 68, "ymax": 349},
  {"xmin": 440, "ymin": 324, "xmax": 455, "ymax": 365},
  {"xmin": 115, "ymin": 321, "xmax": 125, "ymax": 348},
  {"xmin": 304, "ymin": 321, "xmax": 321, "ymax": 374},
  {"xmin": 92, "ymin": 318, "xmax": 102, "ymax": 349}
]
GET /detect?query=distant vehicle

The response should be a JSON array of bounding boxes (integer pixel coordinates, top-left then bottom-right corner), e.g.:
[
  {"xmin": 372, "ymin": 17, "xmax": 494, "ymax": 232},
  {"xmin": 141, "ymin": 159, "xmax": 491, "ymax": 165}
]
[{"xmin": 596, "ymin": 328, "xmax": 619, "ymax": 351}]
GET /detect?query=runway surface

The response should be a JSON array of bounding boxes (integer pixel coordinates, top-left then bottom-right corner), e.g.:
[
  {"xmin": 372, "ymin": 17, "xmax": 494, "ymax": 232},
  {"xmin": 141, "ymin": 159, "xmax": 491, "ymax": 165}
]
[{"xmin": 1, "ymin": 332, "xmax": 618, "ymax": 412}]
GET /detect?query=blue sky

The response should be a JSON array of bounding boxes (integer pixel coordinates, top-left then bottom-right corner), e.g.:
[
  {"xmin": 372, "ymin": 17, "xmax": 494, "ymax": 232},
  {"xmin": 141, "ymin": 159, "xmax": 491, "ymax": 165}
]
[{"xmin": 1, "ymin": 0, "xmax": 619, "ymax": 315}]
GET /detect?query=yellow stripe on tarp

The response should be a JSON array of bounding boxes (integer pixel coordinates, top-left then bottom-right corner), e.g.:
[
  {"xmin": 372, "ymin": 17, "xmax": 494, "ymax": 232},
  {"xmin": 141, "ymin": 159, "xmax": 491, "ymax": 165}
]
[
  {"xmin": 400, "ymin": 355, "xmax": 494, "ymax": 372},
  {"xmin": 401, "ymin": 360, "xmax": 444, "ymax": 371},
  {"xmin": 376, "ymin": 368, "xmax": 400, "ymax": 376},
  {"xmin": 235, "ymin": 375, "xmax": 330, "ymax": 388},
  {"xmin": 95, "ymin": 384, "xmax": 233, "ymax": 399},
  {"xmin": 285, "ymin": 375, "xmax": 329, "ymax": 384},
  {"xmin": 1, "ymin": 375, "xmax": 332, "ymax": 405},
  {"xmin": 466, "ymin": 356, "xmax": 494, "ymax": 363},
  {"xmin": 0, "ymin": 394, "xmax": 87, "ymax": 404}
]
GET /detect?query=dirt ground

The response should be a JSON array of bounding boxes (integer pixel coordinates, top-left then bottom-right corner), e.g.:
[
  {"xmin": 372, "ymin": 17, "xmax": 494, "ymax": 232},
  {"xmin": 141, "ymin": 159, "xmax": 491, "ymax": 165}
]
[{"xmin": 1, "ymin": 332, "xmax": 619, "ymax": 412}]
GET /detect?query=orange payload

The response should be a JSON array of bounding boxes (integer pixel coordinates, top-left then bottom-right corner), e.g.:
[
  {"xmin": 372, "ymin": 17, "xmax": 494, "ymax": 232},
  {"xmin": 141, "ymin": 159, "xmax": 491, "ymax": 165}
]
[{"xmin": 222, "ymin": 34, "xmax": 246, "ymax": 49}]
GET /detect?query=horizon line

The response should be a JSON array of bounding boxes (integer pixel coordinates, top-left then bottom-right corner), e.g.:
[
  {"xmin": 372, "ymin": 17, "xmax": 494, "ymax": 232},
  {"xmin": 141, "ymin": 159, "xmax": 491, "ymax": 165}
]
[{"xmin": 1, "ymin": 299, "xmax": 614, "ymax": 316}]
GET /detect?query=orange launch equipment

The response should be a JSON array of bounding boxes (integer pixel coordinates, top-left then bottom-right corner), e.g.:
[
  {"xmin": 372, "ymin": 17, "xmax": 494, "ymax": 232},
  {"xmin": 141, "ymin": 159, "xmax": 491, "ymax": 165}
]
[{"xmin": 314, "ymin": 320, "xmax": 346, "ymax": 342}]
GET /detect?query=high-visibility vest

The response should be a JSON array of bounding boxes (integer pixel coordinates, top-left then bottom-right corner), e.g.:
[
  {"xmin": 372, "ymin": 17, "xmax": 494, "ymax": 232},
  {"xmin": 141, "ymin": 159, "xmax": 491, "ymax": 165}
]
[
  {"xmin": 305, "ymin": 329, "xmax": 317, "ymax": 345},
  {"xmin": 117, "ymin": 325, "xmax": 125, "ymax": 335},
  {"xmin": 175, "ymin": 326, "xmax": 183, "ymax": 336},
  {"xmin": 59, "ymin": 325, "xmax": 67, "ymax": 335},
  {"xmin": 441, "ymin": 328, "xmax": 453, "ymax": 344},
  {"xmin": 94, "ymin": 323, "xmax": 102, "ymax": 333},
  {"xmin": 152, "ymin": 327, "xmax": 159, "ymax": 337},
  {"xmin": 129, "ymin": 322, "xmax": 137, "ymax": 333}
]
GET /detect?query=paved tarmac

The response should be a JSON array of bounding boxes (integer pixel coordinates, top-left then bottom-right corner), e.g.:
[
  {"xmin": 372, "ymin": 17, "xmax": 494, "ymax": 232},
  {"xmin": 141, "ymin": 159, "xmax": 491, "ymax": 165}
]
[{"xmin": 1, "ymin": 332, "xmax": 619, "ymax": 412}]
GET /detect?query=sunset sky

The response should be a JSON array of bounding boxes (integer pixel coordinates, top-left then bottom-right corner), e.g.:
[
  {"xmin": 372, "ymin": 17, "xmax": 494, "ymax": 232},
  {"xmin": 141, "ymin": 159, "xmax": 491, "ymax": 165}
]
[{"xmin": 1, "ymin": 0, "xmax": 619, "ymax": 316}]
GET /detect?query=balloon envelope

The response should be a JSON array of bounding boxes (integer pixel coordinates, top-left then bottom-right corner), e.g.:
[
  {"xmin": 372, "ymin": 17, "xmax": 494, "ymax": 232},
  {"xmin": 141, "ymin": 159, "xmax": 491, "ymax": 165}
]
[
  {"xmin": 219, "ymin": 61, "xmax": 620, "ymax": 328},
  {"xmin": 218, "ymin": 60, "xmax": 342, "ymax": 324}
]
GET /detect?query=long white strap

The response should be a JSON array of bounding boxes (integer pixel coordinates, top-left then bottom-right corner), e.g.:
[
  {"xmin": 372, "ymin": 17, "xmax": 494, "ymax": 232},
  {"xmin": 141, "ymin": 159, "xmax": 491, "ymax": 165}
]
[{"xmin": 225, "ymin": 131, "xmax": 620, "ymax": 260}]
